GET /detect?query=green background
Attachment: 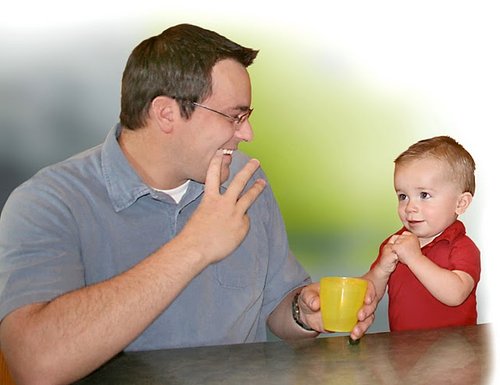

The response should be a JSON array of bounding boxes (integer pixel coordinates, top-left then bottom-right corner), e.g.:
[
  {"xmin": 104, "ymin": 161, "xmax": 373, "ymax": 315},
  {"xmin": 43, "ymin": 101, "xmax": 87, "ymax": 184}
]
[
  {"xmin": 238, "ymin": 31, "xmax": 419, "ymax": 333},
  {"xmin": 1, "ymin": 4, "xmax": 493, "ymax": 335}
]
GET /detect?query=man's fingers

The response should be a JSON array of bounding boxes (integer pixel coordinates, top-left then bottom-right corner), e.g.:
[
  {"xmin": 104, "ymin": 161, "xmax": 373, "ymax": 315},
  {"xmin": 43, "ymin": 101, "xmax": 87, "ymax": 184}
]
[
  {"xmin": 203, "ymin": 156, "xmax": 265, "ymax": 212},
  {"xmin": 235, "ymin": 179, "xmax": 267, "ymax": 213},
  {"xmin": 225, "ymin": 158, "xmax": 261, "ymax": 200},
  {"xmin": 302, "ymin": 289, "xmax": 321, "ymax": 312},
  {"xmin": 204, "ymin": 151, "xmax": 223, "ymax": 194}
]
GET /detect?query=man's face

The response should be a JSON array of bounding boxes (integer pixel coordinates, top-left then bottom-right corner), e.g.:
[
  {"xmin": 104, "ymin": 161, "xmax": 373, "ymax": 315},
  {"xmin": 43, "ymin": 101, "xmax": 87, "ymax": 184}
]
[{"xmin": 177, "ymin": 59, "xmax": 254, "ymax": 185}]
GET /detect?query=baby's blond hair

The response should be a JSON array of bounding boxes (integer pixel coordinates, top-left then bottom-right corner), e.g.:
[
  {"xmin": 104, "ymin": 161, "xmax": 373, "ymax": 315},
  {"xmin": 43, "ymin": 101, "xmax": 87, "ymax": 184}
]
[{"xmin": 395, "ymin": 136, "xmax": 476, "ymax": 195}]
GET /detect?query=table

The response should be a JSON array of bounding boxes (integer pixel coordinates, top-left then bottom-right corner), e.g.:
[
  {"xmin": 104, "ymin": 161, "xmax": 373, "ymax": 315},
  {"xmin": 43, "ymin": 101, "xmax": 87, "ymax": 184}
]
[{"xmin": 75, "ymin": 323, "xmax": 491, "ymax": 385}]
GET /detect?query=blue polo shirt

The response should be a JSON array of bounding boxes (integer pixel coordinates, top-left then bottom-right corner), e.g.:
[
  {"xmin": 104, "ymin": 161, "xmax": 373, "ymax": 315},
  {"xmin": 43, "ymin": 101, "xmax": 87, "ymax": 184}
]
[{"xmin": 0, "ymin": 124, "xmax": 310, "ymax": 350}]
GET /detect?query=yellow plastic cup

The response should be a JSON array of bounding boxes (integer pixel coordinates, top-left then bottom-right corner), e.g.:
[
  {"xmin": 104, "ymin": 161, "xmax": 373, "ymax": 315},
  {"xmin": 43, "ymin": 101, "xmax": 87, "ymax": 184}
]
[{"xmin": 320, "ymin": 276, "xmax": 368, "ymax": 332}]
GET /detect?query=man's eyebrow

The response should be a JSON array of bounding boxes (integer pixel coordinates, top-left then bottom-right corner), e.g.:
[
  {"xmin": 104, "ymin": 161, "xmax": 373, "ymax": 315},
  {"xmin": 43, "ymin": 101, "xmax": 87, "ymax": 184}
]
[{"xmin": 232, "ymin": 105, "xmax": 252, "ymax": 112}]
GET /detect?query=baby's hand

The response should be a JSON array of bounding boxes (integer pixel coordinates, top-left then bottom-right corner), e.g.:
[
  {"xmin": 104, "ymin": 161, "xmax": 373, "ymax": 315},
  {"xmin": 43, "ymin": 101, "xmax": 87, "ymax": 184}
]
[
  {"xmin": 389, "ymin": 231, "xmax": 422, "ymax": 265},
  {"xmin": 377, "ymin": 235, "xmax": 399, "ymax": 275}
]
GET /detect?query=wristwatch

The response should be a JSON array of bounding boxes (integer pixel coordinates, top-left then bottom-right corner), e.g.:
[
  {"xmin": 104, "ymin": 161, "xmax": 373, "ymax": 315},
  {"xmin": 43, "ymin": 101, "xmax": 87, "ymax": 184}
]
[{"xmin": 291, "ymin": 292, "xmax": 315, "ymax": 331}]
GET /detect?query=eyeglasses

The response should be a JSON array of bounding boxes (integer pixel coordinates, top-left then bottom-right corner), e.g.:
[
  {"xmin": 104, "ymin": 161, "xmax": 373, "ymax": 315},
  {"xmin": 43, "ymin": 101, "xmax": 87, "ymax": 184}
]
[{"xmin": 191, "ymin": 102, "xmax": 253, "ymax": 125}]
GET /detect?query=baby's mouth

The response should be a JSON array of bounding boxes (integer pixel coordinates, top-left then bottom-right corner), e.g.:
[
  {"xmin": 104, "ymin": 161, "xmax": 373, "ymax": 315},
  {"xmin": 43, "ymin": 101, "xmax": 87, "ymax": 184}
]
[{"xmin": 221, "ymin": 149, "xmax": 234, "ymax": 155}]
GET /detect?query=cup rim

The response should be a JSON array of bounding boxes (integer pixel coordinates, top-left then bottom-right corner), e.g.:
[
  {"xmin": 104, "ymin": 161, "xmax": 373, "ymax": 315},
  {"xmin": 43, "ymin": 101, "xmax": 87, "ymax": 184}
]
[{"xmin": 320, "ymin": 276, "xmax": 368, "ymax": 286}]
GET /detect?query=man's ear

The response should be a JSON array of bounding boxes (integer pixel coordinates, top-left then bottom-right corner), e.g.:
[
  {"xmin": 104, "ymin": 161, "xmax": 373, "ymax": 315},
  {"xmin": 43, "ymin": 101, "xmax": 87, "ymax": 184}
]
[
  {"xmin": 456, "ymin": 192, "xmax": 473, "ymax": 215},
  {"xmin": 150, "ymin": 96, "xmax": 177, "ymax": 133}
]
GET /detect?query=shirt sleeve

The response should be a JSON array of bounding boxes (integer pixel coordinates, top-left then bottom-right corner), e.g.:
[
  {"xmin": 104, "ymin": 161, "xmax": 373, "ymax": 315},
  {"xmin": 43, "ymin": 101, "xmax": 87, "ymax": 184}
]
[
  {"xmin": 257, "ymin": 178, "xmax": 311, "ymax": 322},
  {"xmin": 449, "ymin": 235, "xmax": 481, "ymax": 284},
  {"xmin": 0, "ymin": 176, "xmax": 85, "ymax": 321}
]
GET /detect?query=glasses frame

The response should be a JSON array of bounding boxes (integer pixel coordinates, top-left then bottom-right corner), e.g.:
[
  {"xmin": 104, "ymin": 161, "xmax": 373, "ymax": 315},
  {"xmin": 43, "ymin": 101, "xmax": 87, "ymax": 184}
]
[{"xmin": 191, "ymin": 102, "xmax": 253, "ymax": 125}]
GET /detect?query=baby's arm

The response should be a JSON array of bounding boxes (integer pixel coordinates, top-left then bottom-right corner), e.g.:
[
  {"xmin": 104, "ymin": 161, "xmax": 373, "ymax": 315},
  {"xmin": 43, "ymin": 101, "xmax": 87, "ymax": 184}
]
[
  {"xmin": 391, "ymin": 231, "xmax": 475, "ymax": 306},
  {"xmin": 363, "ymin": 235, "xmax": 399, "ymax": 302}
]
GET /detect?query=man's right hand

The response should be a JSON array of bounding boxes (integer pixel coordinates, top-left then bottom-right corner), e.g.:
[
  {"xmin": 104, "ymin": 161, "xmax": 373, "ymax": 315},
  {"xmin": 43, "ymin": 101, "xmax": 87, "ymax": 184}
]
[{"xmin": 177, "ymin": 150, "xmax": 266, "ymax": 265}]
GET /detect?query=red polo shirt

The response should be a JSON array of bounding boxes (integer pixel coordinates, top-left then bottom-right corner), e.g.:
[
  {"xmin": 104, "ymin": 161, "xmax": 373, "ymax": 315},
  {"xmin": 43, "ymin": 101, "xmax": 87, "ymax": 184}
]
[{"xmin": 371, "ymin": 220, "xmax": 480, "ymax": 331}]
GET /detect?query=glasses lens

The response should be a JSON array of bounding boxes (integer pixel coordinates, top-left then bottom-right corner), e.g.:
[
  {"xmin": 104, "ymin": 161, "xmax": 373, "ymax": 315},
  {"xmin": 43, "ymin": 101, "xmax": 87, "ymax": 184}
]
[{"xmin": 237, "ymin": 109, "xmax": 253, "ymax": 124}]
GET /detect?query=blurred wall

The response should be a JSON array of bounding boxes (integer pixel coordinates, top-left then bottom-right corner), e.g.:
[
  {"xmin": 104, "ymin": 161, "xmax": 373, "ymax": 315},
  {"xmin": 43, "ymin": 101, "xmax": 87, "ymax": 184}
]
[{"xmin": 1, "ymin": 2, "xmax": 498, "ymax": 337}]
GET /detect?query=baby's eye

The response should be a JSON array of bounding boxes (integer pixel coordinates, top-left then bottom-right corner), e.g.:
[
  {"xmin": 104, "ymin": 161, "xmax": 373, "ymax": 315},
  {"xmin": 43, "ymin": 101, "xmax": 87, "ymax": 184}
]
[
  {"xmin": 397, "ymin": 193, "xmax": 407, "ymax": 201},
  {"xmin": 420, "ymin": 192, "xmax": 431, "ymax": 199}
]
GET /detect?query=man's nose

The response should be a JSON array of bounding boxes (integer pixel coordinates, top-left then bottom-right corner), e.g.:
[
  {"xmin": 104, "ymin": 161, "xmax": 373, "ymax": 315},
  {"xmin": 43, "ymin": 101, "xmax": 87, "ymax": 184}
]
[{"xmin": 235, "ymin": 120, "xmax": 254, "ymax": 142}]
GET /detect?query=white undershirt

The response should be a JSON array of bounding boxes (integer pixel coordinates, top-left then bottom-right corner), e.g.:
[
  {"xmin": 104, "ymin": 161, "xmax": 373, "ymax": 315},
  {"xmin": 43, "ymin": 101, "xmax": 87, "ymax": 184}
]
[{"xmin": 154, "ymin": 180, "xmax": 190, "ymax": 204}]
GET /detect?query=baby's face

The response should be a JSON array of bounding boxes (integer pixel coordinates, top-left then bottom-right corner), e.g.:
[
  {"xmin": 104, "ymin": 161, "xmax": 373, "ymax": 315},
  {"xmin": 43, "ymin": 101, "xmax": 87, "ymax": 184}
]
[{"xmin": 394, "ymin": 157, "xmax": 464, "ymax": 246}]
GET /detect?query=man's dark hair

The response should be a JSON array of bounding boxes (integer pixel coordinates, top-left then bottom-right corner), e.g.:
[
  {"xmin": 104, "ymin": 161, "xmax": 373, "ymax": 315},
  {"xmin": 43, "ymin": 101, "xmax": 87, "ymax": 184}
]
[{"xmin": 120, "ymin": 23, "xmax": 259, "ymax": 129}]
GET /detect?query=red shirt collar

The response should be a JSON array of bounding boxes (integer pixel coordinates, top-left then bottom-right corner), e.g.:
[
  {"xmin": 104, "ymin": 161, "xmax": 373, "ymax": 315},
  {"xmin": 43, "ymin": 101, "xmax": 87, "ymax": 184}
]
[
  {"xmin": 398, "ymin": 220, "xmax": 466, "ymax": 248},
  {"xmin": 433, "ymin": 220, "xmax": 465, "ymax": 242}
]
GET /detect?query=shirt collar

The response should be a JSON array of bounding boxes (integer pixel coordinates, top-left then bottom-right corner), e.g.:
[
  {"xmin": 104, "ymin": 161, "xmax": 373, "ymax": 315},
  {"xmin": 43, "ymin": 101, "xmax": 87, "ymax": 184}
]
[
  {"xmin": 399, "ymin": 220, "xmax": 465, "ymax": 244},
  {"xmin": 403, "ymin": 219, "xmax": 466, "ymax": 250},
  {"xmin": 101, "ymin": 124, "xmax": 205, "ymax": 212},
  {"xmin": 101, "ymin": 124, "xmax": 151, "ymax": 212},
  {"xmin": 429, "ymin": 220, "xmax": 466, "ymax": 245}
]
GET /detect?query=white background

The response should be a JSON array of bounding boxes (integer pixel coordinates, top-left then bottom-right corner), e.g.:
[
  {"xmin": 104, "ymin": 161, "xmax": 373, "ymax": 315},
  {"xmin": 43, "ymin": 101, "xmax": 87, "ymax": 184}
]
[{"xmin": 2, "ymin": 0, "xmax": 498, "ymax": 382}]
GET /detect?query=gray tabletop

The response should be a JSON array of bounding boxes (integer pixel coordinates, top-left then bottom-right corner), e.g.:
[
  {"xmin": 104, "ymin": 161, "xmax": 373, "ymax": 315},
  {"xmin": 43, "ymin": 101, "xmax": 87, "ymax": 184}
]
[{"xmin": 74, "ymin": 323, "xmax": 491, "ymax": 385}]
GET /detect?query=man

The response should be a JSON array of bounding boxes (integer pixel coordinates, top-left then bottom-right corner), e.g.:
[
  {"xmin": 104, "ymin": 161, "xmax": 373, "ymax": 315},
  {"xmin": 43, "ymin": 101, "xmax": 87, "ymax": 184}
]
[{"xmin": 0, "ymin": 24, "xmax": 376, "ymax": 384}]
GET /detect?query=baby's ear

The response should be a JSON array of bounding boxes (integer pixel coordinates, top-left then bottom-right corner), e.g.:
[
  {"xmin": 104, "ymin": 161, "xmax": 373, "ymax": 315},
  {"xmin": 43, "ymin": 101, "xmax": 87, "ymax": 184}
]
[{"xmin": 456, "ymin": 192, "xmax": 473, "ymax": 215}]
